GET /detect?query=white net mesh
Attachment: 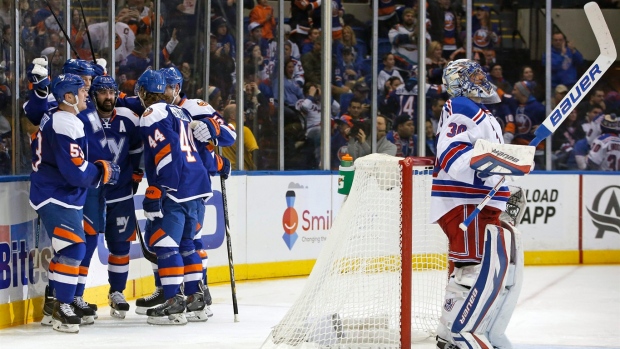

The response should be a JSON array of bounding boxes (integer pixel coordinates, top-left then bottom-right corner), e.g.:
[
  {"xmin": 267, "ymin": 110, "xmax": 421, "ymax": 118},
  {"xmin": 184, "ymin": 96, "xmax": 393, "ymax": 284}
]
[{"xmin": 261, "ymin": 154, "xmax": 448, "ymax": 349}]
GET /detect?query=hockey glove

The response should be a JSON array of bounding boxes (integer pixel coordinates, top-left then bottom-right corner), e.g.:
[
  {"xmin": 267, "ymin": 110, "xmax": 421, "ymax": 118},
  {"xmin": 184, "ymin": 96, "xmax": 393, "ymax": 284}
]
[
  {"xmin": 216, "ymin": 154, "xmax": 231, "ymax": 179},
  {"xmin": 132, "ymin": 169, "xmax": 144, "ymax": 194},
  {"xmin": 189, "ymin": 118, "xmax": 220, "ymax": 143},
  {"xmin": 95, "ymin": 160, "xmax": 121, "ymax": 185},
  {"xmin": 27, "ymin": 58, "xmax": 50, "ymax": 90},
  {"xmin": 95, "ymin": 58, "xmax": 107, "ymax": 76},
  {"xmin": 143, "ymin": 184, "xmax": 166, "ymax": 221}
]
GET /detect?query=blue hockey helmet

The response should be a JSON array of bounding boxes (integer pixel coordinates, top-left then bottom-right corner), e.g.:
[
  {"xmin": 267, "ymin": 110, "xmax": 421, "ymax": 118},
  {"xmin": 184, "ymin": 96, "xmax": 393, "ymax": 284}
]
[
  {"xmin": 443, "ymin": 59, "xmax": 500, "ymax": 103},
  {"xmin": 136, "ymin": 69, "xmax": 166, "ymax": 94},
  {"xmin": 62, "ymin": 59, "xmax": 95, "ymax": 77},
  {"xmin": 159, "ymin": 67, "xmax": 183, "ymax": 90},
  {"xmin": 51, "ymin": 73, "xmax": 85, "ymax": 103},
  {"xmin": 90, "ymin": 75, "xmax": 119, "ymax": 104}
]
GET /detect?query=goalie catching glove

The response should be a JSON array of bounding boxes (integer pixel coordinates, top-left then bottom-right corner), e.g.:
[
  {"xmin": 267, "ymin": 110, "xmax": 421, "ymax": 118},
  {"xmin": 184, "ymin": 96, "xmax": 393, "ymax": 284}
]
[
  {"xmin": 470, "ymin": 139, "xmax": 535, "ymax": 178},
  {"xmin": 143, "ymin": 184, "xmax": 166, "ymax": 221},
  {"xmin": 27, "ymin": 57, "xmax": 50, "ymax": 90},
  {"xmin": 95, "ymin": 160, "xmax": 121, "ymax": 185},
  {"xmin": 189, "ymin": 118, "xmax": 221, "ymax": 143}
]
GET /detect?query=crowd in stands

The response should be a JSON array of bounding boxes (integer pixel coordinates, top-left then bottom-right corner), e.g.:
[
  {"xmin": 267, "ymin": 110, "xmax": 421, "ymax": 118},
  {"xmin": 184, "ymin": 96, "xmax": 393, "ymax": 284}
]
[{"xmin": 1, "ymin": 0, "xmax": 619, "ymax": 175}]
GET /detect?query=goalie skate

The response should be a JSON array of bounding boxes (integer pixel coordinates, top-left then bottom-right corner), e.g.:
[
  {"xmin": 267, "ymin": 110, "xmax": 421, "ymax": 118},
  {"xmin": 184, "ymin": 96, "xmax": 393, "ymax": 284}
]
[
  {"xmin": 135, "ymin": 286, "xmax": 165, "ymax": 315},
  {"xmin": 108, "ymin": 290, "xmax": 130, "ymax": 319},
  {"xmin": 146, "ymin": 294, "xmax": 188, "ymax": 325},
  {"xmin": 72, "ymin": 296, "xmax": 96, "ymax": 325},
  {"xmin": 52, "ymin": 301, "xmax": 81, "ymax": 334},
  {"xmin": 41, "ymin": 285, "xmax": 55, "ymax": 326}
]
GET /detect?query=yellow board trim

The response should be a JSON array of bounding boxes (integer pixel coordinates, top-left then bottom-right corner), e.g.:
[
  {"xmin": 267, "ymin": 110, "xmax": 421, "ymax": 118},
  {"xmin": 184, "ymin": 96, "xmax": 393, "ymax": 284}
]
[{"xmin": 2, "ymin": 251, "xmax": 619, "ymax": 329}]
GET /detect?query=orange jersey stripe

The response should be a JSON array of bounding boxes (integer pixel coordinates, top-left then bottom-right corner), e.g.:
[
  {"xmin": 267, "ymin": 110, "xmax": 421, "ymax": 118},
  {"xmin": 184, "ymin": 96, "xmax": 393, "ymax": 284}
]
[
  {"xmin": 195, "ymin": 222, "xmax": 202, "ymax": 231},
  {"xmin": 53, "ymin": 227, "xmax": 84, "ymax": 243},
  {"xmin": 126, "ymin": 229, "xmax": 137, "ymax": 242},
  {"xmin": 83, "ymin": 221, "xmax": 97, "ymax": 236},
  {"xmin": 154, "ymin": 144, "xmax": 171, "ymax": 166},
  {"xmin": 184, "ymin": 264, "xmax": 203, "ymax": 273},
  {"xmin": 54, "ymin": 263, "xmax": 79, "ymax": 276},
  {"xmin": 149, "ymin": 228, "xmax": 166, "ymax": 247},
  {"xmin": 71, "ymin": 157, "xmax": 85, "ymax": 166},
  {"xmin": 109, "ymin": 255, "xmax": 130, "ymax": 264},
  {"xmin": 79, "ymin": 266, "xmax": 89, "ymax": 275},
  {"xmin": 197, "ymin": 250, "xmax": 208, "ymax": 258},
  {"xmin": 158, "ymin": 266, "xmax": 185, "ymax": 277}
]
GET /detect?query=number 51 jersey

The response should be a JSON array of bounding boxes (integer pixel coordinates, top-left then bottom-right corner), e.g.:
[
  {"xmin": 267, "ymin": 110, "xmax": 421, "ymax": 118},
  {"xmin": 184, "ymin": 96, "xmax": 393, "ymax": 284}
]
[{"xmin": 139, "ymin": 102, "xmax": 211, "ymax": 202}]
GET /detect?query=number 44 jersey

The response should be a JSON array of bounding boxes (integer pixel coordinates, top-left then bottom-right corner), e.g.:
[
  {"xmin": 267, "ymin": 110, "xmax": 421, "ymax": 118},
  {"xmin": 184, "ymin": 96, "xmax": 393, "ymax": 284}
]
[{"xmin": 139, "ymin": 102, "xmax": 211, "ymax": 202}]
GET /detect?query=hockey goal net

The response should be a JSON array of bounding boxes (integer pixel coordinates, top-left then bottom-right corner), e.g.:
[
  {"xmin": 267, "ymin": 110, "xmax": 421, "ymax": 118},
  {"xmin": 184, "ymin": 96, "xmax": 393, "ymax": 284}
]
[{"xmin": 261, "ymin": 154, "xmax": 448, "ymax": 349}]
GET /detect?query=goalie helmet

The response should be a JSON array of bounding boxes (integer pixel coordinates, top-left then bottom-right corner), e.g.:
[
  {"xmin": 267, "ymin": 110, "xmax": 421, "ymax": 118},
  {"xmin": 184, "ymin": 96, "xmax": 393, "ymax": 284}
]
[
  {"xmin": 499, "ymin": 186, "xmax": 527, "ymax": 227},
  {"xmin": 600, "ymin": 113, "xmax": 620, "ymax": 134},
  {"xmin": 443, "ymin": 59, "xmax": 500, "ymax": 104}
]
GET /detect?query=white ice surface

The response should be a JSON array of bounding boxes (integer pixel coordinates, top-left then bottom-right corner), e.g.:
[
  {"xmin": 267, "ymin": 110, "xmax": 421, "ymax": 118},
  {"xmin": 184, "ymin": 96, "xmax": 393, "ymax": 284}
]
[{"xmin": 1, "ymin": 265, "xmax": 619, "ymax": 349}]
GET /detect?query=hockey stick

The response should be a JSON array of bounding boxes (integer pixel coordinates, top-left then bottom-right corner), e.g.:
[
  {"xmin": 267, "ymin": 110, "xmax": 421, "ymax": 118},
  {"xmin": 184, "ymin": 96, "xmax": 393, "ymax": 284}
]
[
  {"xmin": 217, "ymin": 147, "xmax": 239, "ymax": 322},
  {"xmin": 459, "ymin": 1, "xmax": 616, "ymax": 232},
  {"xmin": 136, "ymin": 218, "xmax": 158, "ymax": 264},
  {"xmin": 76, "ymin": 0, "xmax": 97, "ymax": 63},
  {"xmin": 42, "ymin": 0, "xmax": 81, "ymax": 59}
]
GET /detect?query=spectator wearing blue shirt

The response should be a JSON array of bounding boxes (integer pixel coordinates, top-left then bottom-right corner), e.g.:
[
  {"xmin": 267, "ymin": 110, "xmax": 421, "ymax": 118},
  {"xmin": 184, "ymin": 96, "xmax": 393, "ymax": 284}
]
[{"xmin": 542, "ymin": 32, "xmax": 584, "ymax": 89}]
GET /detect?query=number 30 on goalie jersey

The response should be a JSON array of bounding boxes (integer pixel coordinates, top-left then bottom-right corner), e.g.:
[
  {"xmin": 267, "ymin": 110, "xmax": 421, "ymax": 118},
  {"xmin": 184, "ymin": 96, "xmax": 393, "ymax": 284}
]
[{"xmin": 139, "ymin": 102, "xmax": 210, "ymax": 202}]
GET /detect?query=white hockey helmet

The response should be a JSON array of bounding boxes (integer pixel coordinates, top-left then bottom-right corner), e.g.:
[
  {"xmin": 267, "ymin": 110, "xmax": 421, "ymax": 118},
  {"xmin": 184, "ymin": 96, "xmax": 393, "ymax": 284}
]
[{"xmin": 443, "ymin": 59, "xmax": 500, "ymax": 104}]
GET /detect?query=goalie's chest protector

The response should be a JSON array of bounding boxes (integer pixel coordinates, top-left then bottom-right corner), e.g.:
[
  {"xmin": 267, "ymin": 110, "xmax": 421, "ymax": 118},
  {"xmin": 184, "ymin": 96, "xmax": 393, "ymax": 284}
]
[{"xmin": 430, "ymin": 97, "xmax": 509, "ymax": 223}]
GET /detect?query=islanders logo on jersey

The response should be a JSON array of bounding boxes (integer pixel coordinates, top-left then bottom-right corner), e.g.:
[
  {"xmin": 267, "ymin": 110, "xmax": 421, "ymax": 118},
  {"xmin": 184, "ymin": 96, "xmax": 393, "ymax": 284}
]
[
  {"xmin": 473, "ymin": 28, "xmax": 491, "ymax": 48},
  {"xmin": 515, "ymin": 112, "xmax": 533, "ymax": 134},
  {"xmin": 444, "ymin": 12, "xmax": 456, "ymax": 31}
]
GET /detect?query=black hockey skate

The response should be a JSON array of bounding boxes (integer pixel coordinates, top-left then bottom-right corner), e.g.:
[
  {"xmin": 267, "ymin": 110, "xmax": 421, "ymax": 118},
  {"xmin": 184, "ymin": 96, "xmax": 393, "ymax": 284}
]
[
  {"xmin": 436, "ymin": 336, "xmax": 459, "ymax": 349},
  {"xmin": 185, "ymin": 292, "xmax": 208, "ymax": 322},
  {"xmin": 41, "ymin": 285, "xmax": 55, "ymax": 326},
  {"xmin": 146, "ymin": 294, "xmax": 187, "ymax": 325},
  {"xmin": 200, "ymin": 282, "xmax": 214, "ymax": 318},
  {"xmin": 135, "ymin": 286, "xmax": 165, "ymax": 315},
  {"xmin": 52, "ymin": 301, "xmax": 81, "ymax": 333},
  {"xmin": 72, "ymin": 296, "xmax": 96, "ymax": 325},
  {"xmin": 108, "ymin": 290, "xmax": 130, "ymax": 319}
]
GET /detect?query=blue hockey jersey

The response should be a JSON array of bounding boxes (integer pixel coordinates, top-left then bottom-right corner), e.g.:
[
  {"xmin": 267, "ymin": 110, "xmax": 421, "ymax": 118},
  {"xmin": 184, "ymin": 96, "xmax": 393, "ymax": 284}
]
[
  {"xmin": 100, "ymin": 107, "xmax": 143, "ymax": 202},
  {"xmin": 30, "ymin": 109, "xmax": 103, "ymax": 210},
  {"xmin": 140, "ymin": 102, "xmax": 211, "ymax": 202}
]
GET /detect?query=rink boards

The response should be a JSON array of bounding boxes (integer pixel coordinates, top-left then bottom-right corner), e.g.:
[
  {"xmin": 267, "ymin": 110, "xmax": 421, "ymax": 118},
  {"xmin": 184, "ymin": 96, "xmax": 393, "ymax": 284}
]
[{"xmin": 0, "ymin": 171, "xmax": 618, "ymax": 328}]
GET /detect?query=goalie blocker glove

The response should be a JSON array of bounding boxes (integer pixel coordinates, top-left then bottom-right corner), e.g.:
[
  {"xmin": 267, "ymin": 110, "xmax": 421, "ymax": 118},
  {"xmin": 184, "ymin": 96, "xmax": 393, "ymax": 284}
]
[
  {"xmin": 189, "ymin": 118, "xmax": 221, "ymax": 143},
  {"xmin": 95, "ymin": 160, "xmax": 121, "ymax": 185},
  {"xmin": 470, "ymin": 139, "xmax": 535, "ymax": 178},
  {"xmin": 143, "ymin": 184, "xmax": 166, "ymax": 221},
  {"xmin": 27, "ymin": 57, "xmax": 50, "ymax": 90}
]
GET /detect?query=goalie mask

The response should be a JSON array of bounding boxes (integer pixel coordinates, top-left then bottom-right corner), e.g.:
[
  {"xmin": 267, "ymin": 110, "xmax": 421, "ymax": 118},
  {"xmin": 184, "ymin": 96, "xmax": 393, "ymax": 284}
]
[
  {"xmin": 600, "ymin": 113, "xmax": 620, "ymax": 134},
  {"xmin": 443, "ymin": 59, "xmax": 500, "ymax": 104},
  {"xmin": 500, "ymin": 186, "xmax": 527, "ymax": 227}
]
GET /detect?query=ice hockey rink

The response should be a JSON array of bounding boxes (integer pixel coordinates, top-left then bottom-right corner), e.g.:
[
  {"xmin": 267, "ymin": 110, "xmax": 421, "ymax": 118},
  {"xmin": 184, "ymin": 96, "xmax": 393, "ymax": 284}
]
[{"xmin": 0, "ymin": 265, "xmax": 618, "ymax": 349}]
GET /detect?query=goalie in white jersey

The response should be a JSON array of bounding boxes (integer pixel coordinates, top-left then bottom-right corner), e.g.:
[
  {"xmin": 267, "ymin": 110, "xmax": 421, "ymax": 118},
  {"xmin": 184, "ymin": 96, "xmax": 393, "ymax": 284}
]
[
  {"xmin": 587, "ymin": 113, "xmax": 620, "ymax": 171},
  {"xmin": 432, "ymin": 59, "xmax": 535, "ymax": 349}
]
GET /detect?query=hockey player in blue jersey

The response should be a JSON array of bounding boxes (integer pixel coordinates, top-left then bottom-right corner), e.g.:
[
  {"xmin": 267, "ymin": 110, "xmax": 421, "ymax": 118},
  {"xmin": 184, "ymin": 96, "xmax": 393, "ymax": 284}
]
[
  {"xmin": 135, "ymin": 67, "xmax": 235, "ymax": 321},
  {"xmin": 136, "ymin": 69, "xmax": 213, "ymax": 325},
  {"xmin": 30, "ymin": 74, "xmax": 120, "ymax": 333},
  {"xmin": 433, "ymin": 59, "xmax": 535, "ymax": 349},
  {"xmin": 88, "ymin": 75, "xmax": 144, "ymax": 319}
]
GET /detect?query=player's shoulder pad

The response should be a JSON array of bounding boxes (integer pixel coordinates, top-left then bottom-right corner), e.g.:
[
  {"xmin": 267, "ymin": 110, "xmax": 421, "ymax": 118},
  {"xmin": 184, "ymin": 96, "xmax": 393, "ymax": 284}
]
[
  {"xmin": 140, "ymin": 102, "xmax": 168, "ymax": 127},
  {"xmin": 182, "ymin": 98, "xmax": 217, "ymax": 118},
  {"xmin": 115, "ymin": 106, "xmax": 140, "ymax": 126},
  {"xmin": 52, "ymin": 110, "xmax": 86, "ymax": 139},
  {"xmin": 446, "ymin": 97, "xmax": 483, "ymax": 121}
]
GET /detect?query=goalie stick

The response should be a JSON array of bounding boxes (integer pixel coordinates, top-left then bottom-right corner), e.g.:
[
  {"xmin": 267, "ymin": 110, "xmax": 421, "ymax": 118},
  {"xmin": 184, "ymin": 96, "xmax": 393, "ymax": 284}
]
[{"xmin": 460, "ymin": 1, "xmax": 616, "ymax": 232}]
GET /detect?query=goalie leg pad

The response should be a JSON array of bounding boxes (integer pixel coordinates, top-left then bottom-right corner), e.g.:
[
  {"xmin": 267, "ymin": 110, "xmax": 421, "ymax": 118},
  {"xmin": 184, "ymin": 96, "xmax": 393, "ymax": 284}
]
[
  {"xmin": 487, "ymin": 222, "xmax": 524, "ymax": 349},
  {"xmin": 437, "ymin": 224, "xmax": 513, "ymax": 349}
]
